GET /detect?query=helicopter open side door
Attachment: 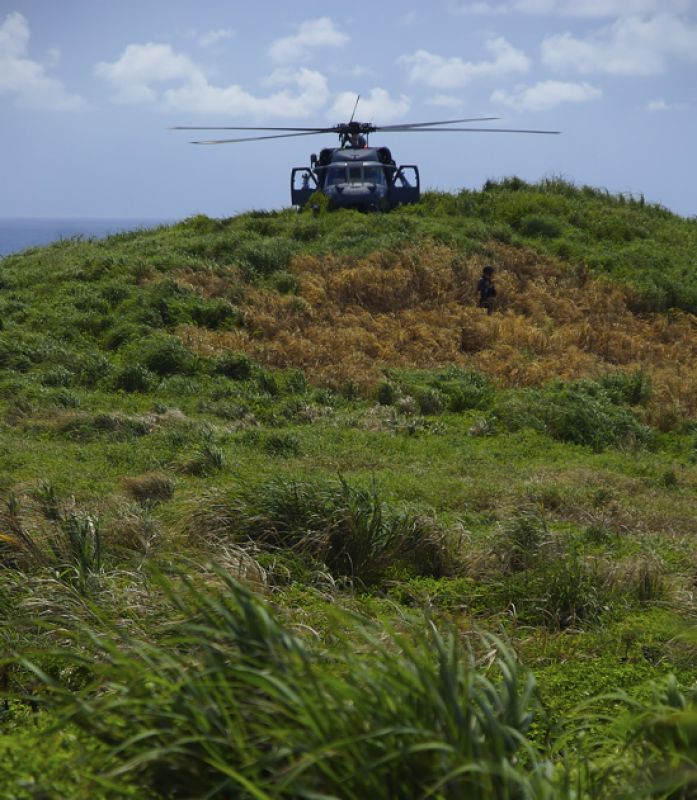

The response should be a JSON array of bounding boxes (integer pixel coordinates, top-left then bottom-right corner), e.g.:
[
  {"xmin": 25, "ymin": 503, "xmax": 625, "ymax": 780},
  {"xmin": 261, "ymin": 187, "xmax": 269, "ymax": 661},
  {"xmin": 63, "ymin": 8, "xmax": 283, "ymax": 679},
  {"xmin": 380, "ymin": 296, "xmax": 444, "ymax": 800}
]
[
  {"xmin": 291, "ymin": 168, "xmax": 318, "ymax": 207},
  {"xmin": 390, "ymin": 165, "xmax": 420, "ymax": 206}
]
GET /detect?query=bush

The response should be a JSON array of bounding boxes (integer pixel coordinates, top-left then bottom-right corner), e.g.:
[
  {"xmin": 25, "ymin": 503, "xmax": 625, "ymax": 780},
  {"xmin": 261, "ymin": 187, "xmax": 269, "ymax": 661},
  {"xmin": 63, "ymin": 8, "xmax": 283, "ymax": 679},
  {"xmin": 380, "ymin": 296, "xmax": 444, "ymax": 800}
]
[
  {"xmin": 376, "ymin": 381, "xmax": 396, "ymax": 406},
  {"xmin": 138, "ymin": 336, "xmax": 198, "ymax": 377},
  {"xmin": 104, "ymin": 322, "xmax": 149, "ymax": 350},
  {"xmin": 112, "ymin": 364, "xmax": 154, "ymax": 392},
  {"xmin": 393, "ymin": 369, "xmax": 493, "ymax": 413},
  {"xmin": 491, "ymin": 379, "xmax": 652, "ymax": 450},
  {"xmin": 40, "ymin": 367, "xmax": 74, "ymax": 388},
  {"xmin": 415, "ymin": 388, "xmax": 445, "ymax": 415},
  {"xmin": 269, "ymin": 270, "xmax": 299, "ymax": 294},
  {"xmin": 190, "ymin": 298, "xmax": 240, "ymax": 330},
  {"xmin": 498, "ymin": 509, "xmax": 546, "ymax": 573},
  {"xmin": 214, "ymin": 352, "xmax": 252, "ymax": 380},
  {"xmin": 0, "ymin": 332, "xmax": 42, "ymax": 371},
  {"xmin": 263, "ymin": 432, "xmax": 301, "ymax": 457},
  {"xmin": 14, "ymin": 573, "xmax": 559, "ymax": 800},
  {"xmin": 597, "ymin": 369, "xmax": 651, "ymax": 405},
  {"xmin": 441, "ymin": 369, "xmax": 493, "ymax": 411},
  {"xmin": 239, "ymin": 237, "xmax": 296, "ymax": 279},
  {"xmin": 504, "ymin": 549, "xmax": 605, "ymax": 629},
  {"xmin": 518, "ymin": 214, "xmax": 563, "ymax": 238},
  {"xmin": 181, "ymin": 441, "xmax": 226, "ymax": 476},
  {"xmin": 188, "ymin": 477, "xmax": 452, "ymax": 585}
]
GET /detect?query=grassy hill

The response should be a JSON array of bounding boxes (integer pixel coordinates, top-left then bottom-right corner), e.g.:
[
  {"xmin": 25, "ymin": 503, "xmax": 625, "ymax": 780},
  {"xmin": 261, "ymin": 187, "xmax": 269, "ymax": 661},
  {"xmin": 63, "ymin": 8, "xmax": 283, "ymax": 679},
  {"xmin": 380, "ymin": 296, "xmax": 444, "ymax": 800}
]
[{"xmin": 2, "ymin": 179, "xmax": 697, "ymax": 798}]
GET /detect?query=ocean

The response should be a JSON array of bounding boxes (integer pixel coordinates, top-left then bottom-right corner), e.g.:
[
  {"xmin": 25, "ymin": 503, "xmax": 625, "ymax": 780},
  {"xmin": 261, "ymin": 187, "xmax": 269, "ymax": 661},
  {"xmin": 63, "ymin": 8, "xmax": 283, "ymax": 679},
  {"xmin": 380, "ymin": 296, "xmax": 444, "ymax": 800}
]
[{"xmin": 0, "ymin": 218, "xmax": 173, "ymax": 258}]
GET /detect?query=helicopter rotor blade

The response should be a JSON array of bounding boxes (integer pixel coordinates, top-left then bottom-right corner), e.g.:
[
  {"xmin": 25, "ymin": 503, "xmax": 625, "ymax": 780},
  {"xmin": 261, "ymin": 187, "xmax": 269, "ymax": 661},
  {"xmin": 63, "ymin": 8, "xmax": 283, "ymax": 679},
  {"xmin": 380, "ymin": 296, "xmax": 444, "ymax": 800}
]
[
  {"xmin": 172, "ymin": 125, "xmax": 336, "ymax": 132},
  {"xmin": 375, "ymin": 117, "xmax": 500, "ymax": 130},
  {"xmin": 349, "ymin": 94, "xmax": 360, "ymax": 124},
  {"xmin": 381, "ymin": 126, "xmax": 561, "ymax": 134},
  {"xmin": 190, "ymin": 130, "xmax": 335, "ymax": 144}
]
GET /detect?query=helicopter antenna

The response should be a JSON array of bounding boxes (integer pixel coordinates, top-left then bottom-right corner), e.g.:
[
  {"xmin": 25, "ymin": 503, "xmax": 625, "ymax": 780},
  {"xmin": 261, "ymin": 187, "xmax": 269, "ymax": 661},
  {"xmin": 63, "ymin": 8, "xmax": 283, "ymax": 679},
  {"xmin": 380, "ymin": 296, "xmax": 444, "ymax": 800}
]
[{"xmin": 349, "ymin": 95, "xmax": 360, "ymax": 124}]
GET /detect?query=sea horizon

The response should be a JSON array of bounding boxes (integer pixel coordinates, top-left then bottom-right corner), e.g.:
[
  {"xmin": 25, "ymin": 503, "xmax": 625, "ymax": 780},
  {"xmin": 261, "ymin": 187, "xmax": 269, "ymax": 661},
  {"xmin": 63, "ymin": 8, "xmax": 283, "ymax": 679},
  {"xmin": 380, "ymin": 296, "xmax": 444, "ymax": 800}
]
[{"xmin": 0, "ymin": 216, "xmax": 175, "ymax": 258}]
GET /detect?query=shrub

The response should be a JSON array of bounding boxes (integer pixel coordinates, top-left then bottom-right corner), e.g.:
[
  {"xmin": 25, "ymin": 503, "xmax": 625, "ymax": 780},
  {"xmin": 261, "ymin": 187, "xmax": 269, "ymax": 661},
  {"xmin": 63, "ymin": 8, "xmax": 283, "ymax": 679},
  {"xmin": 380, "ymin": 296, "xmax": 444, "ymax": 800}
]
[
  {"xmin": 504, "ymin": 549, "xmax": 605, "ymax": 629},
  {"xmin": 112, "ymin": 364, "xmax": 154, "ymax": 392},
  {"xmin": 269, "ymin": 270, "xmax": 299, "ymax": 294},
  {"xmin": 188, "ymin": 477, "xmax": 452, "ymax": 585},
  {"xmin": 415, "ymin": 388, "xmax": 445, "ymax": 415},
  {"xmin": 0, "ymin": 332, "xmax": 42, "ymax": 371},
  {"xmin": 100, "ymin": 281, "xmax": 131, "ymax": 306},
  {"xmin": 239, "ymin": 237, "xmax": 296, "ymax": 279},
  {"xmin": 542, "ymin": 383, "xmax": 651, "ymax": 449},
  {"xmin": 190, "ymin": 298, "xmax": 240, "ymax": 329},
  {"xmin": 263, "ymin": 432, "xmax": 301, "ymax": 457},
  {"xmin": 104, "ymin": 322, "xmax": 149, "ymax": 350},
  {"xmin": 491, "ymin": 379, "xmax": 653, "ymax": 451},
  {"xmin": 214, "ymin": 352, "xmax": 252, "ymax": 380},
  {"xmin": 257, "ymin": 370, "xmax": 279, "ymax": 396},
  {"xmin": 1, "ymin": 490, "xmax": 101, "ymax": 594},
  {"xmin": 40, "ymin": 367, "xmax": 74, "ymax": 388},
  {"xmin": 376, "ymin": 381, "xmax": 396, "ymax": 406},
  {"xmin": 498, "ymin": 509, "xmax": 547, "ymax": 573},
  {"xmin": 602, "ymin": 554, "xmax": 666, "ymax": 603},
  {"xmin": 598, "ymin": 369, "xmax": 651, "ymax": 406},
  {"xmin": 105, "ymin": 502, "xmax": 160, "ymax": 555},
  {"xmin": 74, "ymin": 352, "xmax": 111, "ymax": 387},
  {"xmin": 441, "ymin": 369, "xmax": 493, "ymax": 411},
  {"xmin": 181, "ymin": 441, "xmax": 225, "ymax": 476},
  {"xmin": 14, "ymin": 572, "xmax": 559, "ymax": 800},
  {"xmin": 138, "ymin": 336, "xmax": 198, "ymax": 376},
  {"xmin": 518, "ymin": 214, "xmax": 563, "ymax": 238}
]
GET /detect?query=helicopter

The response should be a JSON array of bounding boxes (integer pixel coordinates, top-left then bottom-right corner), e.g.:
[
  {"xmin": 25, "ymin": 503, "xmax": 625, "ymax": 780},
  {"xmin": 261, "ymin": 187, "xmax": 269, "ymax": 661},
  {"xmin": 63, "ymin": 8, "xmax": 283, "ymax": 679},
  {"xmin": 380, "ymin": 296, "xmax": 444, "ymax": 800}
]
[{"xmin": 173, "ymin": 100, "xmax": 559, "ymax": 211}]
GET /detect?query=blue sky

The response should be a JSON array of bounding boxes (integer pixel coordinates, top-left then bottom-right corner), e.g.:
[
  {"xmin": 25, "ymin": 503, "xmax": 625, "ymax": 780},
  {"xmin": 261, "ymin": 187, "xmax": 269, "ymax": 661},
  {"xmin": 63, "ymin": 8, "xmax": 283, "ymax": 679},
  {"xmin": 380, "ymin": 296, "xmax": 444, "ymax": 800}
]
[{"xmin": 1, "ymin": 0, "xmax": 696, "ymax": 218}]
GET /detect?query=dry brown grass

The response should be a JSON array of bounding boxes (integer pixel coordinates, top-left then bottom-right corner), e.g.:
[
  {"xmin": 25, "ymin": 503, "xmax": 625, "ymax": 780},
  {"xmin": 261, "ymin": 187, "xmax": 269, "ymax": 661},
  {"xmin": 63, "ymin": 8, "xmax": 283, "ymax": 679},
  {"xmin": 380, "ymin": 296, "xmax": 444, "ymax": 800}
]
[
  {"xmin": 122, "ymin": 473, "xmax": 175, "ymax": 505},
  {"xmin": 175, "ymin": 242, "xmax": 697, "ymax": 420}
]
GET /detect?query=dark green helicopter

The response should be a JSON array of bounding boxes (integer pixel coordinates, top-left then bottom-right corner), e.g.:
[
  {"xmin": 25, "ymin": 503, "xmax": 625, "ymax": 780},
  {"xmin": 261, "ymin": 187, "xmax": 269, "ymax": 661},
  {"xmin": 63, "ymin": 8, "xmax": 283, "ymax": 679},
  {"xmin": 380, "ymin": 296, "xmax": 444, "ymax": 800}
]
[{"xmin": 173, "ymin": 100, "xmax": 559, "ymax": 211}]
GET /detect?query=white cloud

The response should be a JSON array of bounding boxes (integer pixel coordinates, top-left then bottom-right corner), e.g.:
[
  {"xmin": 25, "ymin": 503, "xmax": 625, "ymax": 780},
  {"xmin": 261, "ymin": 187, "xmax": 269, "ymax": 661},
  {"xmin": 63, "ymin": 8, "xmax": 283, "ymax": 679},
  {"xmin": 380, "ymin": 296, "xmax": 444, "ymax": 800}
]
[
  {"xmin": 329, "ymin": 88, "xmax": 410, "ymax": 123},
  {"xmin": 647, "ymin": 98, "xmax": 689, "ymax": 111},
  {"xmin": 453, "ymin": 0, "xmax": 692, "ymax": 15},
  {"xmin": 198, "ymin": 28, "xmax": 235, "ymax": 48},
  {"xmin": 492, "ymin": 80, "xmax": 601, "ymax": 110},
  {"xmin": 95, "ymin": 43, "xmax": 202, "ymax": 103},
  {"xmin": 450, "ymin": 2, "xmax": 508, "ymax": 14},
  {"xmin": 0, "ymin": 12, "xmax": 84, "ymax": 110},
  {"xmin": 96, "ymin": 41, "xmax": 330, "ymax": 118},
  {"xmin": 427, "ymin": 94, "xmax": 466, "ymax": 109},
  {"xmin": 46, "ymin": 47, "xmax": 61, "ymax": 68},
  {"xmin": 268, "ymin": 17, "xmax": 349, "ymax": 64},
  {"xmin": 513, "ymin": 0, "xmax": 691, "ymax": 14},
  {"xmin": 399, "ymin": 37, "xmax": 529, "ymax": 89},
  {"xmin": 542, "ymin": 14, "xmax": 697, "ymax": 75},
  {"xmin": 162, "ymin": 69, "xmax": 330, "ymax": 117},
  {"xmin": 347, "ymin": 65, "xmax": 374, "ymax": 78}
]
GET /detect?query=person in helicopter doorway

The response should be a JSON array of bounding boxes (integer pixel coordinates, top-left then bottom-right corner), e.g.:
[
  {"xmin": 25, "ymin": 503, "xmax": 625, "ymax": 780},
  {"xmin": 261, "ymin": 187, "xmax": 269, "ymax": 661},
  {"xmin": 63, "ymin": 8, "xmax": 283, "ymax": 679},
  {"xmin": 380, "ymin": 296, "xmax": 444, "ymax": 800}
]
[{"xmin": 477, "ymin": 265, "xmax": 497, "ymax": 314}]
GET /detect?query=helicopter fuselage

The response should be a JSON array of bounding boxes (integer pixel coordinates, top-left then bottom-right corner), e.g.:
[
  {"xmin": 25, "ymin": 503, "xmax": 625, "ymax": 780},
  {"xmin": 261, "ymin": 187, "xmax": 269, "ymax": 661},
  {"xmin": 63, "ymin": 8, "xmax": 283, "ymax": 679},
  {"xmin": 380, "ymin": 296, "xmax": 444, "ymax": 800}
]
[{"xmin": 291, "ymin": 146, "xmax": 419, "ymax": 211}]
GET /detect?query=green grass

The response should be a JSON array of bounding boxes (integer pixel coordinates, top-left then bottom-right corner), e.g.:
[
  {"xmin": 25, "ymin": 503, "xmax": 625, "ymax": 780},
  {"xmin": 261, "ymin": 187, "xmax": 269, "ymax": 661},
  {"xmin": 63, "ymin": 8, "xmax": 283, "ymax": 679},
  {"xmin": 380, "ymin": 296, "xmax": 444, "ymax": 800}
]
[{"xmin": 3, "ymin": 181, "xmax": 697, "ymax": 797}]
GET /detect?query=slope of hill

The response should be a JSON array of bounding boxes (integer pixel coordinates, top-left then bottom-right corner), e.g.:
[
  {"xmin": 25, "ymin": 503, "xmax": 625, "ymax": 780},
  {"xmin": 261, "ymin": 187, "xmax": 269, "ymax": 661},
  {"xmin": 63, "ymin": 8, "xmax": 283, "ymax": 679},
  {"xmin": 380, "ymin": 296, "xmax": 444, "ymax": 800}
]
[{"xmin": 2, "ymin": 179, "xmax": 697, "ymax": 798}]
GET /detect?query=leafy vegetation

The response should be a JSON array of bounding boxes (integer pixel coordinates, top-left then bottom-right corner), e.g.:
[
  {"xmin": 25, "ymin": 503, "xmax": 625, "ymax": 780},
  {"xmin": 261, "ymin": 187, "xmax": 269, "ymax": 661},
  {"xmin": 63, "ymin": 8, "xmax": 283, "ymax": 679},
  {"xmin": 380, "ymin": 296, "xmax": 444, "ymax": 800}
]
[{"xmin": 2, "ymin": 180, "xmax": 697, "ymax": 797}]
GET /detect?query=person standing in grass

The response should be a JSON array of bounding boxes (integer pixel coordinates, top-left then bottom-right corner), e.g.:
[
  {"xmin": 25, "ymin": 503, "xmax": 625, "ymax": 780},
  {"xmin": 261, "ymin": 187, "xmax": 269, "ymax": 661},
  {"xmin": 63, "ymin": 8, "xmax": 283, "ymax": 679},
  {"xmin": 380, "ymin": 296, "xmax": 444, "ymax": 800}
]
[{"xmin": 477, "ymin": 265, "xmax": 497, "ymax": 314}]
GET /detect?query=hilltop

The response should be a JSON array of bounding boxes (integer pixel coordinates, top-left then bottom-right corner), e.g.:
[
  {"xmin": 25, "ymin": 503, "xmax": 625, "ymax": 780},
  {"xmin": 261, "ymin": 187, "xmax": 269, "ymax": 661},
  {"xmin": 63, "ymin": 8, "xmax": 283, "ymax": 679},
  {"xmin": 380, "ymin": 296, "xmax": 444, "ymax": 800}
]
[{"xmin": 2, "ymin": 179, "xmax": 697, "ymax": 798}]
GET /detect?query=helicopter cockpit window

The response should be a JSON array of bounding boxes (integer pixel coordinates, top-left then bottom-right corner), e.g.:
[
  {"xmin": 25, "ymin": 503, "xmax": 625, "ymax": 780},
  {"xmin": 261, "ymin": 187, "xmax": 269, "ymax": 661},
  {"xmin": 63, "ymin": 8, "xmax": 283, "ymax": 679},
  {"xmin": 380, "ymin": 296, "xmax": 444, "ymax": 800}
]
[
  {"xmin": 348, "ymin": 165, "xmax": 362, "ymax": 184},
  {"xmin": 325, "ymin": 166, "xmax": 346, "ymax": 186},
  {"xmin": 363, "ymin": 166, "xmax": 385, "ymax": 185}
]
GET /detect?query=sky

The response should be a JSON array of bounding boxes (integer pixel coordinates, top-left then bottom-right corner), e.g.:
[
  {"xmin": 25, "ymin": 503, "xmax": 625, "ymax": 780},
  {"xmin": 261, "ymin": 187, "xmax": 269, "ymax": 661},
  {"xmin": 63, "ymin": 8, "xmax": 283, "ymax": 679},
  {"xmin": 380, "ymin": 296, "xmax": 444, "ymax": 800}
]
[{"xmin": 1, "ymin": 0, "xmax": 696, "ymax": 219}]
